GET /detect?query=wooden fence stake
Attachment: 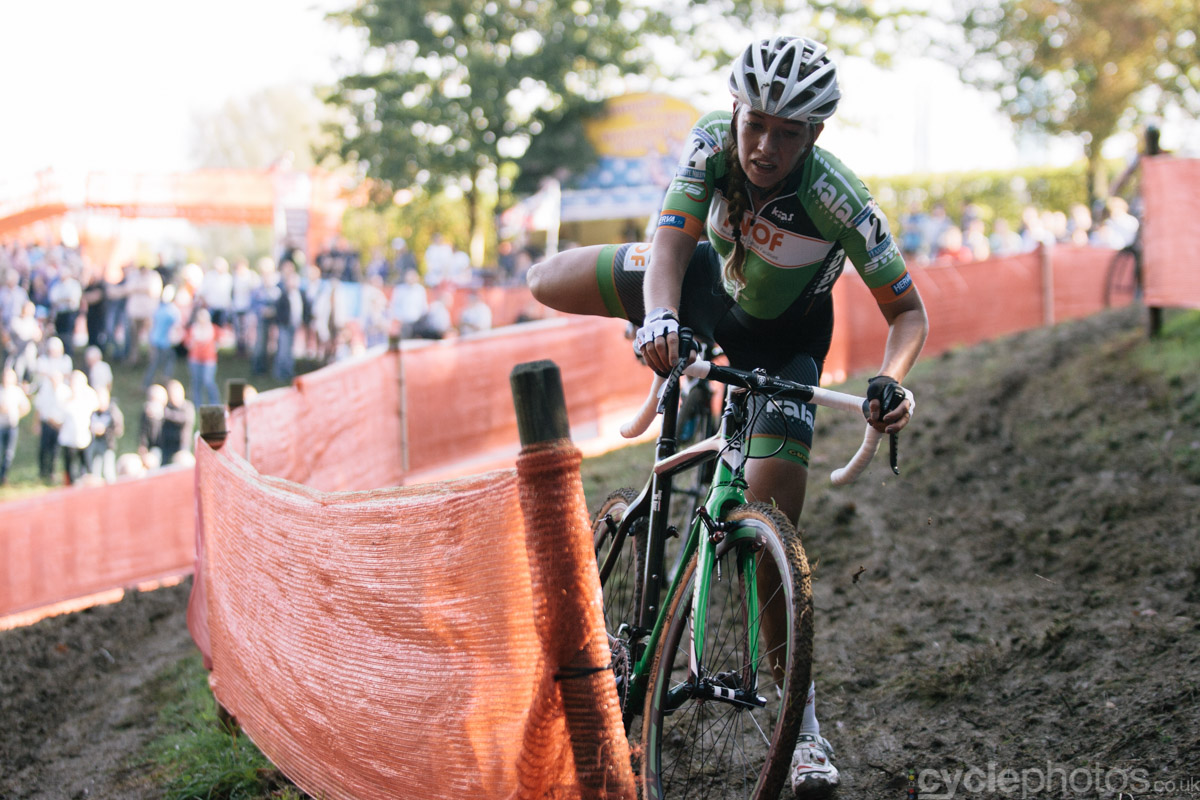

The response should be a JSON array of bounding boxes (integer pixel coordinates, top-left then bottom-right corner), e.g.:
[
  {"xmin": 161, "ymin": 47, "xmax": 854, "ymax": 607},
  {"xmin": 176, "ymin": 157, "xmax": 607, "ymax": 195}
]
[
  {"xmin": 198, "ymin": 405, "xmax": 228, "ymax": 451},
  {"xmin": 510, "ymin": 359, "xmax": 570, "ymax": 446}
]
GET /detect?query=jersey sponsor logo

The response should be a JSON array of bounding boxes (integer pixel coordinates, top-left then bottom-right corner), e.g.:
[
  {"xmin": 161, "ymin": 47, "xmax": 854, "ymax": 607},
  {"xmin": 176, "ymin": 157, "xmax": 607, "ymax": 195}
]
[
  {"xmin": 813, "ymin": 172, "xmax": 856, "ymax": 225},
  {"xmin": 620, "ymin": 242, "xmax": 654, "ymax": 271},
  {"xmin": 741, "ymin": 216, "xmax": 786, "ymax": 252},
  {"xmin": 808, "ymin": 249, "xmax": 846, "ymax": 296},
  {"xmin": 658, "ymin": 213, "xmax": 687, "ymax": 230},
  {"xmin": 680, "ymin": 181, "xmax": 710, "ymax": 202},
  {"xmin": 674, "ymin": 166, "xmax": 706, "ymax": 182},
  {"xmin": 890, "ymin": 272, "xmax": 913, "ymax": 296},
  {"xmin": 769, "ymin": 206, "xmax": 795, "ymax": 223},
  {"xmin": 709, "ymin": 197, "xmax": 835, "ymax": 266},
  {"xmin": 774, "ymin": 399, "xmax": 815, "ymax": 430},
  {"xmin": 862, "ymin": 245, "xmax": 900, "ymax": 275}
]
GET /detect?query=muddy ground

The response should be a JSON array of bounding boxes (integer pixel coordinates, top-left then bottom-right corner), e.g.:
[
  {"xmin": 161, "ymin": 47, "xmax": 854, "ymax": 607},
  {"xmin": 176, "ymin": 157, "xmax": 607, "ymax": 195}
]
[{"xmin": 2, "ymin": 306, "xmax": 1198, "ymax": 799}]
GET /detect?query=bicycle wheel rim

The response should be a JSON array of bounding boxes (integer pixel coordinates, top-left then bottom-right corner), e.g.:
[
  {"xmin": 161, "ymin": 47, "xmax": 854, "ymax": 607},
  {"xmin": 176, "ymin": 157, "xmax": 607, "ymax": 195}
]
[
  {"xmin": 641, "ymin": 504, "xmax": 813, "ymax": 800},
  {"xmin": 593, "ymin": 489, "xmax": 644, "ymax": 640},
  {"xmin": 1105, "ymin": 249, "xmax": 1138, "ymax": 307}
]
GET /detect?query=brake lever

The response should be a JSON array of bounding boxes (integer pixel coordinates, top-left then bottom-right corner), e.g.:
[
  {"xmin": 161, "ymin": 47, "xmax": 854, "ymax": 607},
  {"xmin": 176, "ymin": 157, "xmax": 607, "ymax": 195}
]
[
  {"xmin": 656, "ymin": 328, "xmax": 696, "ymax": 413},
  {"xmin": 889, "ymin": 432, "xmax": 900, "ymax": 475}
]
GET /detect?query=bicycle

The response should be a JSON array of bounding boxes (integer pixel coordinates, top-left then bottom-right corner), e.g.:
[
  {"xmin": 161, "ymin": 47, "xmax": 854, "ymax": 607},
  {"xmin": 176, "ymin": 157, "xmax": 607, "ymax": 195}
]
[
  {"xmin": 593, "ymin": 329, "xmax": 903, "ymax": 800},
  {"xmin": 1103, "ymin": 231, "xmax": 1165, "ymax": 336},
  {"xmin": 672, "ymin": 339, "xmax": 724, "ymax": 521},
  {"xmin": 1104, "ymin": 236, "xmax": 1142, "ymax": 308}
]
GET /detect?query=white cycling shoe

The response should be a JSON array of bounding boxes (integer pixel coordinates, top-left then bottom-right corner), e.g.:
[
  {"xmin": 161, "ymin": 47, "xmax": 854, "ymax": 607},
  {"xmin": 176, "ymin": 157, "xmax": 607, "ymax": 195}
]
[{"xmin": 789, "ymin": 733, "xmax": 840, "ymax": 797}]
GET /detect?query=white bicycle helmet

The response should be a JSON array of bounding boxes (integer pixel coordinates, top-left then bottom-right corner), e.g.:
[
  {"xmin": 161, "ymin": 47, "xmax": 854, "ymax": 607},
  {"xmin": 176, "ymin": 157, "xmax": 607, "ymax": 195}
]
[{"xmin": 728, "ymin": 36, "xmax": 841, "ymax": 123}]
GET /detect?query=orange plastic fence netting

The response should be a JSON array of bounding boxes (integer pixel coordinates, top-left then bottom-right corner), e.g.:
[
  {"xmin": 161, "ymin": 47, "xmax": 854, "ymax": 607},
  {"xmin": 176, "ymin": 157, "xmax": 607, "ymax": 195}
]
[
  {"xmin": 399, "ymin": 317, "xmax": 651, "ymax": 481},
  {"xmin": 191, "ymin": 434, "xmax": 633, "ymax": 799},
  {"xmin": 0, "ymin": 249, "xmax": 1129, "ymax": 623},
  {"xmin": 1141, "ymin": 156, "xmax": 1200, "ymax": 310},
  {"xmin": 822, "ymin": 246, "xmax": 1116, "ymax": 384},
  {"xmin": 224, "ymin": 350, "xmax": 406, "ymax": 492},
  {"xmin": 0, "ymin": 466, "xmax": 194, "ymax": 622}
]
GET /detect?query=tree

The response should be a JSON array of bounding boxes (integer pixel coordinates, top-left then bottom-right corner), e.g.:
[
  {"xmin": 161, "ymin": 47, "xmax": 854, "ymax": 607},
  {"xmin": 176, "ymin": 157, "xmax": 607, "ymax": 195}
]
[
  {"xmin": 323, "ymin": 0, "xmax": 925, "ymax": 263},
  {"xmin": 323, "ymin": 0, "xmax": 670, "ymax": 265},
  {"xmin": 192, "ymin": 85, "xmax": 328, "ymax": 171},
  {"xmin": 944, "ymin": 0, "xmax": 1200, "ymax": 202}
]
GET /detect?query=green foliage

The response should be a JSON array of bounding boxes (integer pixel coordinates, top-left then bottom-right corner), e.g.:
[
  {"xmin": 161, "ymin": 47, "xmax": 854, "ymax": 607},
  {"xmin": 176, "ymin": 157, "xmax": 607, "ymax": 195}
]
[
  {"xmin": 340, "ymin": 188, "xmax": 498, "ymax": 273},
  {"xmin": 511, "ymin": 110, "xmax": 602, "ymax": 197},
  {"xmin": 866, "ymin": 160, "xmax": 1105, "ymax": 231},
  {"xmin": 943, "ymin": 0, "xmax": 1200, "ymax": 198},
  {"xmin": 322, "ymin": 0, "xmax": 669, "ymax": 261},
  {"xmin": 321, "ymin": 0, "xmax": 929, "ymax": 258},
  {"xmin": 323, "ymin": 0, "xmax": 658, "ymax": 188},
  {"xmin": 664, "ymin": 0, "xmax": 930, "ymax": 67}
]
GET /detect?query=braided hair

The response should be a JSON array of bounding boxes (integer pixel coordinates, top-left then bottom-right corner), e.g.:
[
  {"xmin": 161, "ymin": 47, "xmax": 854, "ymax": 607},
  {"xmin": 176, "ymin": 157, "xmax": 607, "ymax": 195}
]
[{"xmin": 721, "ymin": 121, "xmax": 752, "ymax": 295}]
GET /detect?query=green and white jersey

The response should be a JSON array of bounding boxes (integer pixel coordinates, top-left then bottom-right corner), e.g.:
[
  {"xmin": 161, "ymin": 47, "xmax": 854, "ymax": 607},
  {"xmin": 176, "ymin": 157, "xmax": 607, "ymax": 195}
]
[{"xmin": 657, "ymin": 110, "xmax": 913, "ymax": 319}]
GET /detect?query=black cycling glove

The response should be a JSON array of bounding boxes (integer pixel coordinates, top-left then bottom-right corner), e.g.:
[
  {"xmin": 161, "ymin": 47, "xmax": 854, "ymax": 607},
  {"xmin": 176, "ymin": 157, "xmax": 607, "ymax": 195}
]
[{"xmin": 863, "ymin": 374, "xmax": 906, "ymax": 420}]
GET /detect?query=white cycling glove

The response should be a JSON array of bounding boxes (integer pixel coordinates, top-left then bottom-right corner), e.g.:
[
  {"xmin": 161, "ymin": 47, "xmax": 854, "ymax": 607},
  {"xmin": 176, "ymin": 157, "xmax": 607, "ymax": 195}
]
[{"xmin": 633, "ymin": 307, "xmax": 680, "ymax": 355}]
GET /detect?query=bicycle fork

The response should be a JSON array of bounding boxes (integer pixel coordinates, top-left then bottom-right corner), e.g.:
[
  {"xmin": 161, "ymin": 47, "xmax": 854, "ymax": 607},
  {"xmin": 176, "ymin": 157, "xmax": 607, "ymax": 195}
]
[{"xmin": 657, "ymin": 510, "xmax": 769, "ymax": 715}]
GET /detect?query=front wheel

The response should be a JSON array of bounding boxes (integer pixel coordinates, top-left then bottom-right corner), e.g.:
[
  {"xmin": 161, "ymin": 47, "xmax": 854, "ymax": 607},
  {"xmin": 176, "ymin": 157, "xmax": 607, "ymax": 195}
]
[{"xmin": 641, "ymin": 502, "xmax": 813, "ymax": 800}]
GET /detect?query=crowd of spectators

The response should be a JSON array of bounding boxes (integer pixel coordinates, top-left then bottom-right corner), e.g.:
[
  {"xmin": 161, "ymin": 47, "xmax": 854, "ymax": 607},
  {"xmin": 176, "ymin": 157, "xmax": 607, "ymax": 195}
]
[
  {"xmin": 0, "ymin": 232, "xmax": 548, "ymax": 487},
  {"xmin": 896, "ymin": 198, "xmax": 1140, "ymax": 268},
  {"xmin": 0, "ymin": 241, "xmax": 203, "ymax": 486}
]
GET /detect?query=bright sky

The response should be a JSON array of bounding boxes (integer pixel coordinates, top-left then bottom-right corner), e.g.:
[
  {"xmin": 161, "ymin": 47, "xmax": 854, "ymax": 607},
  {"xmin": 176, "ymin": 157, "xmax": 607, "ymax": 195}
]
[
  {"xmin": 0, "ymin": 0, "xmax": 357, "ymax": 180},
  {"xmin": 0, "ymin": 1, "xmax": 1098, "ymax": 186}
]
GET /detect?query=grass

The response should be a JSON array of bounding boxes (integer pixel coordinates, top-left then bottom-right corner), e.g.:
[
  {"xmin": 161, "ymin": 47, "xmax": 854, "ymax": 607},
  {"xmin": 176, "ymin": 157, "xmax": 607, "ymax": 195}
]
[
  {"xmin": 0, "ymin": 342, "xmax": 319, "ymax": 502},
  {"xmin": 141, "ymin": 655, "xmax": 305, "ymax": 800}
]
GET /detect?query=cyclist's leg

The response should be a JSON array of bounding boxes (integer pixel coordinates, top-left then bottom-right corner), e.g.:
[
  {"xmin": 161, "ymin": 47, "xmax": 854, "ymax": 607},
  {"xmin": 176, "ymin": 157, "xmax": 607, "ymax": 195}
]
[
  {"xmin": 746, "ymin": 457, "xmax": 808, "ymax": 527},
  {"xmin": 531, "ymin": 241, "xmax": 729, "ymax": 331},
  {"xmin": 743, "ymin": 427, "xmax": 809, "ymax": 646},
  {"xmin": 527, "ymin": 245, "xmax": 616, "ymax": 317},
  {"xmin": 738, "ymin": 350, "xmax": 840, "ymax": 792}
]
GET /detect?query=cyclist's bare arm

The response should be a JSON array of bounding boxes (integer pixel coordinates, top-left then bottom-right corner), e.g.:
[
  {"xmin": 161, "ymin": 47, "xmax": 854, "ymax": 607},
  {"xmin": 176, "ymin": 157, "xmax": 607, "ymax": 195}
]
[
  {"xmin": 870, "ymin": 288, "xmax": 928, "ymax": 434},
  {"xmin": 640, "ymin": 227, "xmax": 698, "ymax": 374}
]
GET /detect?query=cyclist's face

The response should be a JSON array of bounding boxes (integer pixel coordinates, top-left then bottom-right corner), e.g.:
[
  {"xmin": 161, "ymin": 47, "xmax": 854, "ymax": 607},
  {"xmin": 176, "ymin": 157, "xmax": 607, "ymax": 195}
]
[{"xmin": 735, "ymin": 109, "xmax": 822, "ymax": 190}]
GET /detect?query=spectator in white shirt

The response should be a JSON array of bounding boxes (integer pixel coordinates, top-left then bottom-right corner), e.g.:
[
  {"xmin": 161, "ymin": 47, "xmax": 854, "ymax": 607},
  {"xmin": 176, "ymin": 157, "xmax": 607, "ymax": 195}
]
[
  {"xmin": 0, "ymin": 367, "xmax": 31, "ymax": 485},
  {"xmin": 458, "ymin": 292, "xmax": 493, "ymax": 336},
  {"xmin": 33, "ymin": 369, "xmax": 69, "ymax": 482},
  {"xmin": 230, "ymin": 257, "xmax": 260, "ymax": 357},
  {"xmin": 200, "ymin": 257, "xmax": 234, "ymax": 328},
  {"xmin": 58, "ymin": 370, "xmax": 99, "ymax": 485},
  {"xmin": 34, "ymin": 337, "xmax": 73, "ymax": 387},
  {"xmin": 423, "ymin": 233, "xmax": 454, "ymax": 287},
  {"xmin": 84, "ymin": 345, "xmax": 113, "ymax": 394},
  {"xmin": 387, "ymin": 269, "xmax": 429, "ymax": 338}
]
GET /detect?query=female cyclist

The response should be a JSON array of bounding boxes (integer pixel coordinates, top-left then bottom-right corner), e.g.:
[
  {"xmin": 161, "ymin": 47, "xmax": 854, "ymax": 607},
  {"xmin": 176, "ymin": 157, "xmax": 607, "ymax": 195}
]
[{"xmin": 528, "ymin": 35, "xmax": 929, "ymax": 796}]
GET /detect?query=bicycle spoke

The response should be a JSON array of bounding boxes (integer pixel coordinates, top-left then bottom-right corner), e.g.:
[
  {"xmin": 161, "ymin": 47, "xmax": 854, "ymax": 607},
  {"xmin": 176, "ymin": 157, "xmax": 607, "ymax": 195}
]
[{"xmin": 642, "ymin": 503, "xmax": 813, "ymax": 800}]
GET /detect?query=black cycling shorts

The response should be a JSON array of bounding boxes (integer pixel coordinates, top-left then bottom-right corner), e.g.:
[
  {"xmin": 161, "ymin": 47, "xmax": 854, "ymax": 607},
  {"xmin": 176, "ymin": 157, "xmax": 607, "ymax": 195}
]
[{"xmin": 596, "ymin": 241, "xmax": 834, "ymax": 467}]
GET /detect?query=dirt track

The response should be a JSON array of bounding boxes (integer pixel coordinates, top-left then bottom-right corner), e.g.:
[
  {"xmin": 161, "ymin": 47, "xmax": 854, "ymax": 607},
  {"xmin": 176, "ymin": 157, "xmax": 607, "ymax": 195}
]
[{"xmin": 2, "ymin": 306, "xmax": 1198, "ymax": 799}]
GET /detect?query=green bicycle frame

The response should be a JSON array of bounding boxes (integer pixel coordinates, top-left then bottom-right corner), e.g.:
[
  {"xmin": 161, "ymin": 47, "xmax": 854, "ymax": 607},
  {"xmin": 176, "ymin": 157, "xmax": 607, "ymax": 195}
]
[{"xmin": 612, "ymin": 375, "xmax": 771, "ymax": 723}]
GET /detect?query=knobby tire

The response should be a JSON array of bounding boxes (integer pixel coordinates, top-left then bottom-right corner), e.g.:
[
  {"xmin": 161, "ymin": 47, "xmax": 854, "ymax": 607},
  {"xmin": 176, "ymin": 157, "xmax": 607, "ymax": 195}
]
[
  {"xmin": 1105, "ymin": 246, "xmax": 1140, "ymax": 308},
  {"xmin": 641, "ymin": 502, "xmax": 814, "ymax": 800},
  {"xmin": 592, "ymin": 489, "xmax": 647, "ymax": 724}
]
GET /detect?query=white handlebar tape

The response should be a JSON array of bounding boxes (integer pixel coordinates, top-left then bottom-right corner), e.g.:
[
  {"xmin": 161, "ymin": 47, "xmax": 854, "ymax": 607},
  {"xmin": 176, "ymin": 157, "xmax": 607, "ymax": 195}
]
[
  {"xmin": 619, "ymin": 373, "xmax": 665, "ymax": 438},
  {"xmin": 831, "ymin": 425, "xmax": 884, "ymax": 486}
]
